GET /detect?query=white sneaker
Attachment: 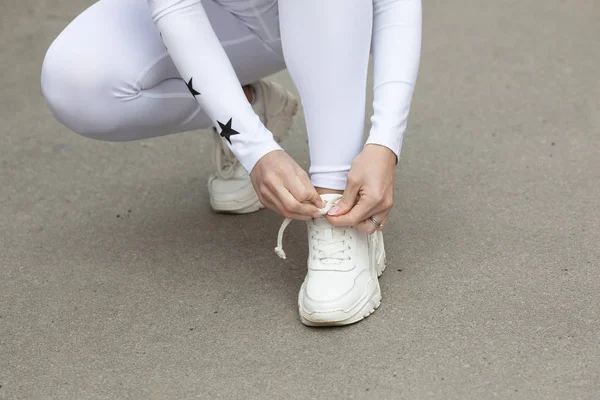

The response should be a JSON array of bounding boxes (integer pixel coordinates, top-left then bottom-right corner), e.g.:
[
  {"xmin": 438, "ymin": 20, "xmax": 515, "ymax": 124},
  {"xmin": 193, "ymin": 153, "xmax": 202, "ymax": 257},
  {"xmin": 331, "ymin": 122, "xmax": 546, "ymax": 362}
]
[
  {"xmin": 275, "ymin": 194, "xmax": 387, "ymax": 326},
  {"xmin": 208, "ymin": 80, "xmax": 299, "ymax": 214}
]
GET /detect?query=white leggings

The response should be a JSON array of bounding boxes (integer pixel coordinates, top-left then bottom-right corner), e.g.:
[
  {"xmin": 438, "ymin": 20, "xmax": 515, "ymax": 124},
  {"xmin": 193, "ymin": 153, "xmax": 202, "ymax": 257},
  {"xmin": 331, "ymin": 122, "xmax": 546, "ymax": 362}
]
[{"xmin": 42, "ymin": 0, "xmax": 421, "ymax": 190}]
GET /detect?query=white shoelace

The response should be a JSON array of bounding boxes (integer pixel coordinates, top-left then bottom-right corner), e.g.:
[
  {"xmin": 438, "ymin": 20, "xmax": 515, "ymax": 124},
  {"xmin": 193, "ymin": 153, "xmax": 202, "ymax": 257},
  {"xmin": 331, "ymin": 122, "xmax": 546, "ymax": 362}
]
[
  {"xmin": 275, "ymin": 199, "xmax": 352, "ymax": 262},
  {"xmin": 212, "ymin": 132, "xmax": 239, "ymax": 180}
]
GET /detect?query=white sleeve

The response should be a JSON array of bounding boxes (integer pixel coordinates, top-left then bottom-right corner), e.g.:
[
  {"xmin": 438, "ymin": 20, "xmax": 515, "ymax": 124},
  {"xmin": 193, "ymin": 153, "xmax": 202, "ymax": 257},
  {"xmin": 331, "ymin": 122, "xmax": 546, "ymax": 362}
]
[
  {"xmin": 366, "ymin": 0, "xmax": 423, "ymax": 161},
  {"xmin": 147, "ymin": 0, "xmax": 282, "ymax": 172}
]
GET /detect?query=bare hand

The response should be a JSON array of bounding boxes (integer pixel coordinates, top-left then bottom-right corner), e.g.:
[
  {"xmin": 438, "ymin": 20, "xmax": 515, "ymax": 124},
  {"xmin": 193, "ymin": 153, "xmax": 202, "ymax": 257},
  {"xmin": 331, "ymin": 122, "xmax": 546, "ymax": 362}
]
[
  {"xmin": 251, "ymin": 150, "xmax": 323, "ymax": 220},
  {"xmin": 326, "ymin": 144, "xmax": 397, "ymax": 233}
]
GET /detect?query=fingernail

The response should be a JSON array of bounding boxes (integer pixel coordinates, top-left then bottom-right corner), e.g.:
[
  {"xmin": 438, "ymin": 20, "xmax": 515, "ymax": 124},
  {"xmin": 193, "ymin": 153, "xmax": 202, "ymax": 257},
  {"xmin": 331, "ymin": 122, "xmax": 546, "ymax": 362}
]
[
  {"xmin": 328, "ymin": 206, "xmax": 340, "ymax": 216},
  {"xmin": 312, "ymin": 211, "xmax": 323, "ymax": 218}
]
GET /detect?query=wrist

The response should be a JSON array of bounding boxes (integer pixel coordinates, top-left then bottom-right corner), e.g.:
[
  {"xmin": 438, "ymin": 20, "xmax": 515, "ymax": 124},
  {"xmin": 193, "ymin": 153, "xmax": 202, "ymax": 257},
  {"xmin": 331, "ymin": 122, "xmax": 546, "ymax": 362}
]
[
  {"xmin": 235, "ymin": 138, "xmax": 282, "ymax": 174},
  {"xmin": 364, "ymin": 143, "xmax": 398, "ymax": 165}
]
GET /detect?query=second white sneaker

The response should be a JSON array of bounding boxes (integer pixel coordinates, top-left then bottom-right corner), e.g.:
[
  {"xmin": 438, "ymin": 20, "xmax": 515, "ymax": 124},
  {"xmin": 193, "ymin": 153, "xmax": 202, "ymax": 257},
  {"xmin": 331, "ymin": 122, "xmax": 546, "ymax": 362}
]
[
  {"xmin": 275, "ymin": 194, "xmax": 387, "ymax": 326},
  {"xmin": 208, "ymin": 80, "xmax": 299, "ymax": 214}
]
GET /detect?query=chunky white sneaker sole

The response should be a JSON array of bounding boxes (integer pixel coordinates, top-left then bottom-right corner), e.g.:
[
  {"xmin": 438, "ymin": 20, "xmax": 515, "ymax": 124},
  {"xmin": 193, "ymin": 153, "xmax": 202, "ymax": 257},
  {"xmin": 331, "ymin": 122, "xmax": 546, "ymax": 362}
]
[
  {"xmin": 208, "ymin": 189, "xmax": 264, "ymax": 214},
  {"xmin": 298, "ymin": 231, "xmax": 387, "ymax": 327}
]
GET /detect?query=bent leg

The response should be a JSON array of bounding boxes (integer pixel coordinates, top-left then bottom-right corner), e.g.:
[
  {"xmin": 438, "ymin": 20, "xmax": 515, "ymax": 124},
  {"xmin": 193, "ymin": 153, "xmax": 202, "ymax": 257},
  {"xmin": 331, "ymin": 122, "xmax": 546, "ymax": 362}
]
[{"xmin": 41, "ymin": 0, "xmax": 285, "ymax": 142}]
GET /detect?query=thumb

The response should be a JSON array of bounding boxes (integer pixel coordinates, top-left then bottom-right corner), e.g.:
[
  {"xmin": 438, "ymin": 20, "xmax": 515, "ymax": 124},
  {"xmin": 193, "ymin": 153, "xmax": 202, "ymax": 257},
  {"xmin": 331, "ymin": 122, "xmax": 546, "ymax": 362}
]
[
  {"xmin": 328, "ymin": 183, "xmax": 359, "ymax": 216},
  {"xmin": 306, "ymin": 188, "xmax": 324, "ymax": 209},
  {"xmin": 298, "ymin": 174, "xmax": 323, "ymax": 209}
]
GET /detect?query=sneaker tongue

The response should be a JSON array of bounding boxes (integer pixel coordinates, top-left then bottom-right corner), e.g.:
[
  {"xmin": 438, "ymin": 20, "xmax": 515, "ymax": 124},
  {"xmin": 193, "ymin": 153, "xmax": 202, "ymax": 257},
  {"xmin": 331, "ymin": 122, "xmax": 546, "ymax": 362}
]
[
  {"xmin": 310, "ymin": 217, "xmax": 349, "ymax": 265},
  {"xmin": 312, "ymin": 217, "xmax": 333, "ymax": 229}
]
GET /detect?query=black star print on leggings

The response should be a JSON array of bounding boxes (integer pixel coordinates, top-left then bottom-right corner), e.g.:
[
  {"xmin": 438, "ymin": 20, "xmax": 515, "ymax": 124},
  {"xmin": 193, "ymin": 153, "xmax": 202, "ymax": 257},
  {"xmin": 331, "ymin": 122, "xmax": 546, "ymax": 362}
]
[
  {"xmin": 217, "ymin": 118, "xmax": 241, "ymax": 144},
  {"xmin": 186, "ymin": 77, "xmax": 200, "ymax": 97}
]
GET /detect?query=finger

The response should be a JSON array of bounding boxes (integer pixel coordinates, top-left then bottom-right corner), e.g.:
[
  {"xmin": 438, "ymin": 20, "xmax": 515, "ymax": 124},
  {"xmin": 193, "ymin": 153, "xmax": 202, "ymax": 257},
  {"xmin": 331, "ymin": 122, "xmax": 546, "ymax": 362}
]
[
  {"xmin": 360, "ymin": 211, "xmax": 388, "ymax": 234},
  {"xmin": 327, "ymin": 200, "xmax": 375, "ymax": 227},
  {"xmin": 264, "ymin": 188, "xmax": 318, "ymax": 220},
  {"xmin": 327, "ymin": 178, "xmax": 360, "ymax": 217},
  {"xmin": 298, "ymin": 172, "xmax": 323, "ymax": 209},
  {"xmin": 255, "ymin": 186, "xmax": 276, "ymax": 212},
  {"xmin": 276, "ymin": 186, "xmax": 322, "ymax": 219},
  {"xmin": 287, "ymin": 173, "xmax": 323, "ymax": 209},
  {"xmin": 305, "ymin": 187, "xmax": 324, "ymax": 209},
  {"xmin": 376, "ymin": 213, "xmax": 388, "ymax": 231}
]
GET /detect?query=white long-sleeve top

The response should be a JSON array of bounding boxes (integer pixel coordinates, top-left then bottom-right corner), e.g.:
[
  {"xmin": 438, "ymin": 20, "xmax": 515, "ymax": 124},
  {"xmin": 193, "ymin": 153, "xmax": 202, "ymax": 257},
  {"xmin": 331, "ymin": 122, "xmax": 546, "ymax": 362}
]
[{"xmin": 147, "ymin": 0, "xmax": 421, "ymax": 172}]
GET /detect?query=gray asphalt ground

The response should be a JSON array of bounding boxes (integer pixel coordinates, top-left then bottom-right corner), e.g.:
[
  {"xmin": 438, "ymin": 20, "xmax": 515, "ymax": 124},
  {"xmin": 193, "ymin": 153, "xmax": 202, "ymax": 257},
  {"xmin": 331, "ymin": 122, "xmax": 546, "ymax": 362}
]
[{"xmin": 1, "ymin": 0, "xmax": 599, "ymax": 399}]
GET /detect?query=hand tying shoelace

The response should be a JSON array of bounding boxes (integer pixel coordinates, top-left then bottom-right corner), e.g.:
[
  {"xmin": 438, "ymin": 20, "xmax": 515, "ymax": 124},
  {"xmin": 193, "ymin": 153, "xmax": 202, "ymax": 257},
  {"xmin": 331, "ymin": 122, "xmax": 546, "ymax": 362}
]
[{"xmin": 275, "ymin": 197, "xmax": 351, "ymax": 260}]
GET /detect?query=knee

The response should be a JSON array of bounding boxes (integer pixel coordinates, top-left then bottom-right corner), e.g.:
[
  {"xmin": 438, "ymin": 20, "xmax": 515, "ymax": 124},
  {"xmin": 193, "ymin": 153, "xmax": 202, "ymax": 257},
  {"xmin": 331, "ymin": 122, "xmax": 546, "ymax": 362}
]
[{"xmin": 41, "ymin": 38, "xmax": 125, "ymax": 140}]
